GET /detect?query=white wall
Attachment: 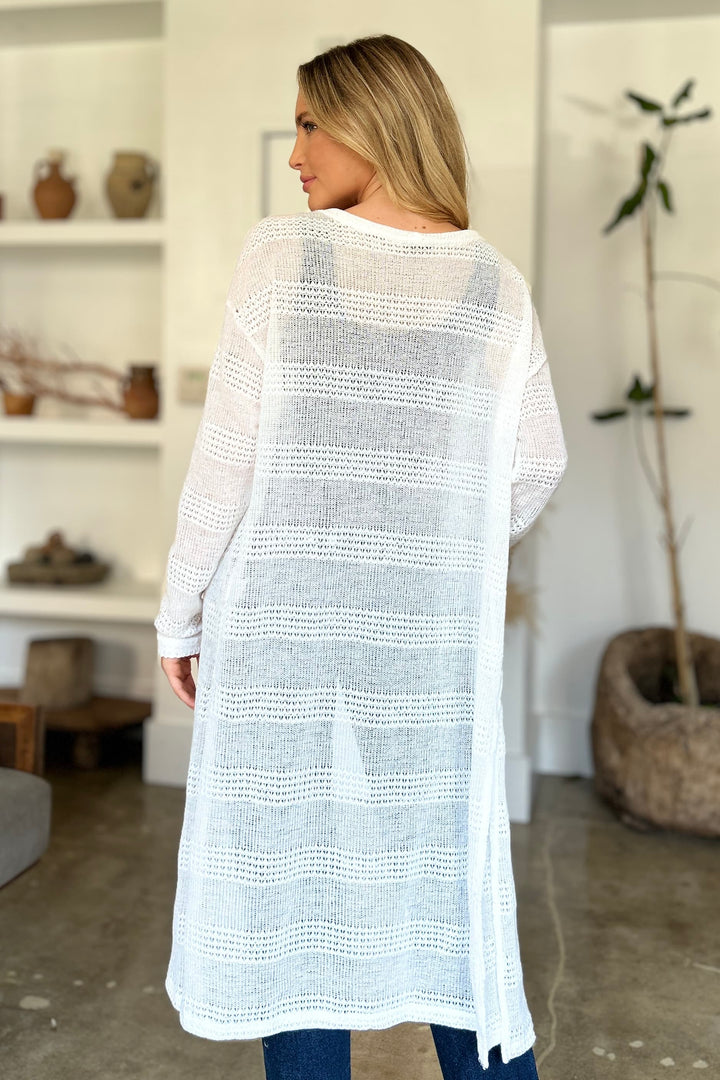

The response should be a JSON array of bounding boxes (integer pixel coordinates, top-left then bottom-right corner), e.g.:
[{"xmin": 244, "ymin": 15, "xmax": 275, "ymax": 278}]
[{"xmin": 534, "ymin": 14, "xmax": 720, "ymax": 774}]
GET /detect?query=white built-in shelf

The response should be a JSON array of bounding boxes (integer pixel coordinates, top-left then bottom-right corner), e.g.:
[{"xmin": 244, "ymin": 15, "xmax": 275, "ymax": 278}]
[
  {"xmin": 543, "ymin": 0, "xmax": 719, "ymax": 23},
  {"xmin": 0, "ymin": 0, "xmax": 155, "ymax": 8},
  {"xmin": 0, "ymin": 2, "xmax": 163, "ymax": 48},
  {"xmin": 0, "ymin": 577, "xmax": 161, "ymax": 622},
  {"xmin": 0, "ymin": 219, "xmax": 164, "ymax": 247},
  {"xmin": 0, "ymin": 416, "xmax": 165, "ymax": 447}
]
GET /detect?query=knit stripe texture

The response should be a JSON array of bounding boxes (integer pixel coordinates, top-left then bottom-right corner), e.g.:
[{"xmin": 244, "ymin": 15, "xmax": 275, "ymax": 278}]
[{"xmin": 155, "ymin": 208, "xmax": 568, "ymax": 1069}]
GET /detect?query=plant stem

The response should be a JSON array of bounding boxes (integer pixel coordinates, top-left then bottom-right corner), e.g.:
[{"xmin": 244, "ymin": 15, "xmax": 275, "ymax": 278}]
[{"xmin": 640, "ymin": 194, "xmax": 699, "ymax": 706}]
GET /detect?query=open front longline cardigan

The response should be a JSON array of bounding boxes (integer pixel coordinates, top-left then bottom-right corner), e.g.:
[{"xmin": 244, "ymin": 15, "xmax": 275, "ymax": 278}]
[{"xmin": 154, "ymin": 207, "xmax": 568, "ymax": 1068}]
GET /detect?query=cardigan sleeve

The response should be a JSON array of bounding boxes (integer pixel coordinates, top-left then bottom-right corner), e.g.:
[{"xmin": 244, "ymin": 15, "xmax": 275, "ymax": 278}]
[
  {"xmin": 154, "ymin": 223, "xmax": 272, "ymax": 659},
  {"xmin": 508, "ymin": 298, "xmax": 568, "ymax": 548}
]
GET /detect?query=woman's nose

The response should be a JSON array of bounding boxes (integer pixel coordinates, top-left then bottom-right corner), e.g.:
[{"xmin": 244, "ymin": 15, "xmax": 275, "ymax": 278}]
[{"xmin": 288, "ymin": 142, "xmax": 302, "ymax": 171}]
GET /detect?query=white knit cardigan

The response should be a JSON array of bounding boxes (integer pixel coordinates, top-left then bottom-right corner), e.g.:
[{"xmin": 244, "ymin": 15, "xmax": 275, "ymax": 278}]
[{"xmin": 155, "ymin": 208, "xmax": 568, "ymax": 1068}]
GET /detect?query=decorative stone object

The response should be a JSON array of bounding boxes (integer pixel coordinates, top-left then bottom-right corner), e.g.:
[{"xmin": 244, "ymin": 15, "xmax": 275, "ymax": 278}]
[
  {"xmin": 18, "ymin": 637, "xmax": 94, "ymax": 709},
  {"xmin": 591, "ymin": 626, "xmax": 720, "ymax": 837},
  {"xmin": 7, "ymin": 530, "xmax": 110, "ymax": 585}
]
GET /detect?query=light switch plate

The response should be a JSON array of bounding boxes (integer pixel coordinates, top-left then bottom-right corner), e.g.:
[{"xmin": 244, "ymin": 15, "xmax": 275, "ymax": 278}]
[{"xmin": 178, "ymin": 367, "xmax": 209, "ymax": 404}]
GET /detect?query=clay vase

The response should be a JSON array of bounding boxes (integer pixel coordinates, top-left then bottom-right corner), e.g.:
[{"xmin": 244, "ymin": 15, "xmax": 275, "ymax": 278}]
[
  {"xmin": 105, "ymin": 152, "xmax": 158, "ymax": 218},
  {"xmin": 32, "ymin": 150, "xmax": 77, "ymax": 219},
  {"xmin": 3, "ymin": 391, "xmax": 37, "ymax": 415},
  {"xmin": 122, "ymin": 365, "xmax": 159, "ymax": 419}
]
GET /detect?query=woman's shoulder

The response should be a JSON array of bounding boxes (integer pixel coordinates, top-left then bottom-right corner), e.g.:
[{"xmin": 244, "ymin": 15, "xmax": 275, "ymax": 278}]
[
  {"xmin": 241, "ymin": 212, "xmax": 529, "ymax": 294},
  {"xmin": 248, "ymin": 211, "xmax": 316, "ymax": 241}
]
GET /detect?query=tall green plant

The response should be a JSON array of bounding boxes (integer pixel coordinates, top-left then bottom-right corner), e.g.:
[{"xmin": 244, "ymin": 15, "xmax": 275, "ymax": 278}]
[{"xmin": 598, "ymin": 79, "xmax": 712, "ymax": 707}]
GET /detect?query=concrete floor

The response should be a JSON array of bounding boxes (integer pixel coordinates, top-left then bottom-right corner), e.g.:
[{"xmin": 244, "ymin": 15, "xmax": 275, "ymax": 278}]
[{"xmin": 0, "ymin": 728, "xmax": 718, "ymax": 1080}]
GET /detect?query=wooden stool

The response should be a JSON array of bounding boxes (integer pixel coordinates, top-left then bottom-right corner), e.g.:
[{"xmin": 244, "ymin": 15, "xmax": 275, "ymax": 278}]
[
  {"xmin": 0, "ymin": 635, "xmax": 152, "ymax": 768},
  {"xmin": 0, "ymin": 686, "xmax": 153, "ymax": 769}
]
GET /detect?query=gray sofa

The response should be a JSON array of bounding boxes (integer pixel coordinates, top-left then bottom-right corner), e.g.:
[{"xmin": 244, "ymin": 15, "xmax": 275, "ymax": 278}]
[{"xmin": 0, "ymin": 704, "xmax": 52, "ymax": 888}]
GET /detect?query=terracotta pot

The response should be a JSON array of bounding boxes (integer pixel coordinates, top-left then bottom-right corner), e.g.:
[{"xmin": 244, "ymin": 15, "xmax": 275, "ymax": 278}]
[
  {"xmin": 3, "ymin": 391, "xmax": 37, "ymax": 415},
  {"xmin": 32, "ymin": 150, "xmax": 77, "ymax": 219},
  {"xmin": 122, "ymin": 365, "xmax": 159, "ymax": 419},
  {"xmin": 105, "ymin": 151, "xmax": 158, "ymax": 219},
  {"xmin": 591, "ymin": 626, "xmax": 720, "ymax": 837}
]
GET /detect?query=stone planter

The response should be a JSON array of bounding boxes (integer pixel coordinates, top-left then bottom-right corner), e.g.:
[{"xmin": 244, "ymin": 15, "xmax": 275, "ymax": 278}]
[{"xmin": 591, "ymin": 626, "xmax": 720, "ymax": 837}]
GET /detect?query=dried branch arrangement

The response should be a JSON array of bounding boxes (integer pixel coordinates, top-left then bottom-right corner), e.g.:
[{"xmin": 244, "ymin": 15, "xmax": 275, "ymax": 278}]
[{"xmin": 0, "ymin": 325, "xmax": 125, "ymax": 411}]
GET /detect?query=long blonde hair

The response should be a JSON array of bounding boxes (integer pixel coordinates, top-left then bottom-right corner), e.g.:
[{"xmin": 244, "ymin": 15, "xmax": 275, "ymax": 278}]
[{"xmin": 297, "ymin": 35, "xmax": 471, "ymax": 230}]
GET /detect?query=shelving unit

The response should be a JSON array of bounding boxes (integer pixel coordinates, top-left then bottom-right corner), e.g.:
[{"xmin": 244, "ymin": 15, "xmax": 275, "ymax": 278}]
[
  {"xmin": 0, "ymin": 578, "xmax": 160, "ymax": 621},
  {"xmin": 0, "ymin": 0, "xmax": 166, "ymax": 703},
  {"xmin": 0, "ymin": 220, "xmax": 165, "ymax": 247},
  {"xmin": 0, "ymin": 1, "xmax": 155, "ymax": 8},
  {"xmin": 0, "ymin": 417, "xmax": 165, "ymax": 446}
]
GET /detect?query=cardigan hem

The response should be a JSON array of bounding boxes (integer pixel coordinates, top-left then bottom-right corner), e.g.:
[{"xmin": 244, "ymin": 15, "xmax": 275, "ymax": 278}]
[{"xmin": 165, "ymin": 972, "xmax": 536, "ymax": 1070}]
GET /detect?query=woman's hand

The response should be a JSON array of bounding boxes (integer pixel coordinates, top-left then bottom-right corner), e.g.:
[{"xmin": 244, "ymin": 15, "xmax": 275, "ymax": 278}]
[{"xmin": 160, "ymin": 654, "xmax": 200, "ymax": 709}]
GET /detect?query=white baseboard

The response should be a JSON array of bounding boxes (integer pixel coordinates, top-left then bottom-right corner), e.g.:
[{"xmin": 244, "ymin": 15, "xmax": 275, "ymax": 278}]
[
  {"xmin": 505, "ymin": 752, "xmax": 535, "ymax": 824},
  {"xmin": 143, "ymin": 715, "xmax": 193, "ymax": 787}
]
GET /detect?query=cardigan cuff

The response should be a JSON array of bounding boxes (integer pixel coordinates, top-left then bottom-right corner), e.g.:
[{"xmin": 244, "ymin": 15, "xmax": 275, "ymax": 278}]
[{"xmin": 157, "ymin": 631, "xmax": 202, "ymax": 659}]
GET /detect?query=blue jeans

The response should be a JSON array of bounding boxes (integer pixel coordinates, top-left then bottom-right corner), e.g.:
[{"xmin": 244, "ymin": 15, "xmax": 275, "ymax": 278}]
[{"xmin": 261, "ymin": 1023, "xmax": 540, "ymax": 1079}]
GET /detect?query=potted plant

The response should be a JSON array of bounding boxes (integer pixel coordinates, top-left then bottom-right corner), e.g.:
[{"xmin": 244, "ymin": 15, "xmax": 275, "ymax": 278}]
[
  {"xmin": 590, "ymin": 79, "xmax": 720, "ymax": 837},
  {"xmin": 0, "ymin": 332, "xmax": 43, "ymax": 414}
]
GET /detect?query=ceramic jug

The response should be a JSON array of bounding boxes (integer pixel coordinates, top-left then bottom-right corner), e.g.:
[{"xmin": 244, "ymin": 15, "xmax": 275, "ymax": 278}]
[
  {"xmin": 32, "ymin": 149, "xmax": 77, "ymax": 219},
  {"xmin": 106, "ymin": 152, "xmax": 158, "ymax": 218},
  {"xmin": 122, "ymin": 365, "xmax": 159, "ymax": 419}
]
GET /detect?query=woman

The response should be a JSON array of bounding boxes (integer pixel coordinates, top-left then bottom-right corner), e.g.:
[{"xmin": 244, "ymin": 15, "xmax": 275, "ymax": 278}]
[{"xmin": 156, "ymin": 34, "xmax": 567, "ymax": 1080}]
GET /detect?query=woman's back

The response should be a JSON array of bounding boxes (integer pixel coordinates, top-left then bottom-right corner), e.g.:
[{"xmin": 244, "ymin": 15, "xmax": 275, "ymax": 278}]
[{"xmin": 154, "ymin": 207, "xmax": 567, "ymax": 1070}]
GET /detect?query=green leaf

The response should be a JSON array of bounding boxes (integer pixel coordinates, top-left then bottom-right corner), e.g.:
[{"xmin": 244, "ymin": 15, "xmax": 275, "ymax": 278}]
[
  {"xmin": 645, "ymin": 407, "xmax": 691, "ymax": 417},
  {"xmin": 657, "ymin": 180, "xmax": 673, "ymax": 212},
  {"xmin": 626, "ymin": 91, "xmax": 664, "ymax": 112},
  {"xmin": 686, "ymin": 107, "xmax": 712, "ymax": 121},
  {"xmin": 671, "ymin": 79, "xmax": 694, "ymax": 107},
  {"xmin": 663, "ymin": 107, "xmax": 712, "ymax": 126},
  {"xmin": 591, "ymin": 409, "xmax": 628, "ymax": 421},
  {"xmin": 640, "ymin": 142, "xmax": 657, "ymax": 180},
  {"xmin": 602, "ymin": 178, "xmax": 648, "ymax": 234},
  {"xmin": 626, "ymin": 375, "xmax": 653, "ymax": 402}
]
